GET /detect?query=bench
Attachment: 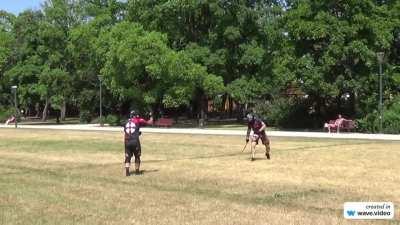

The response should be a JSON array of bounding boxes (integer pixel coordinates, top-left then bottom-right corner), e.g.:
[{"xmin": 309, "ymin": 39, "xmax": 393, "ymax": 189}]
[
  {"xmin": 325, "ymin": 119, "xmax": 356, "ymax": 133},
  {"xmin": 154, "ymin": 118, "xmax": 174, "ymax": 127},
  {"xmin": 341, "ymin": 120, "xmax": 356, "ymax": 132}
]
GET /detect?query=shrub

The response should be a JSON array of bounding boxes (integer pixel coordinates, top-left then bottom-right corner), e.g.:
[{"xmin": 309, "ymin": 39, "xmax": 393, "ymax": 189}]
[
  {"xmin": 357, "ymin": 96, "xmax": 400, "ymax": 134},
  {"xmin": 79, "ymin": 110, "xmax": 92, "ymax": 124},
  {"xmin": 356, "ymin": 112, "xmax": 379, "ymax": 133},
  {"xmin": 105, "ymin": 114, "xmax": 121, "ymax": 126},
  {"xmin": 0, "ymin": 107, "xmax": 15, "ymax": 122},
  {"xmin": 382, "ymin": 99, "xmax": 400, "ymax": 134},
  {"xmin": 254, "ymin": 97, "xmax": 315, "ymax": 129}
]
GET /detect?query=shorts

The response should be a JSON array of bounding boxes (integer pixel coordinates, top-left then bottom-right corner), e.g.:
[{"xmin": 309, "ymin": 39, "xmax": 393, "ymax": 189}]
[
  {"xmin": 125, "ymin": 138, "xmax": 140, "ymax": 159},
  {"xmin": 252, "ymin": 131, "xmax": 269, "ymax": 145}
]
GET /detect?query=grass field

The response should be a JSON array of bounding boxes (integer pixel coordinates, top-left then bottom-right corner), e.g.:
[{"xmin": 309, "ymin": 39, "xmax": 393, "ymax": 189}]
[{"xmin": 0, "ymin": 128, "xmax": 399, "ymax": 225}]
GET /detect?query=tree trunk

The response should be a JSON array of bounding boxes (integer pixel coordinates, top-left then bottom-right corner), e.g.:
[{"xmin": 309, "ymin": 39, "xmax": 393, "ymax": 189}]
[
  {"xmin": 353, "ymin": 90, "xmax": 359, "ymax": 118},
  {"xmin": 42, "ymin": 97, "xmax": 49, "ymax": 122},
  {"xmin": 228, "ymin": 97, "xmax": 233, "ymax": 118},
  {"xmin": 35, "ymin": 103, "xmax": 40, "ymax": 118},
  {"xmin": 56, "ymin": 110, "xmax": 60, "ymax": 124},
  {"xmin": 199, "ymin": 94, "xmax": 207, "ymax": 128},
  {"xmin": 61, "ymin": 100, "xmax": 66, "ymax": 121}
]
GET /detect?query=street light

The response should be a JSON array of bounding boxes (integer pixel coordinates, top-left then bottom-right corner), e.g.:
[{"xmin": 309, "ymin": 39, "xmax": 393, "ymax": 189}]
[
  {"xmin": 11, "ymin": 85, "xmax": 18, "ymax": 128},
  {"xmin": 377, "ymin": 52, "xmax": 384, "ymax": 133},
  {"xmin": 98, "ymin": 75, "xmax": 104, "ymax": 127}
]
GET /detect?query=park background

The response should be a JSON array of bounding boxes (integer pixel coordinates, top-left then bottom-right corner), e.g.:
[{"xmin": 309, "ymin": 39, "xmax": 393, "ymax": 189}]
[{"xmin": 0, "ymin": 0, "xmax": 400, "ymax": 133}]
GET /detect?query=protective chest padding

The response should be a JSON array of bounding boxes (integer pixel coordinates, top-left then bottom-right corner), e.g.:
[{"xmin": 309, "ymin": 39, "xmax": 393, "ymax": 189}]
[
  {"xmin": 124, "ymin": 121, "xmax": 140, "ymax": 137},
  {"xmin": 249, "ymin": 119, "xmax": 263, "ymax": 131}
]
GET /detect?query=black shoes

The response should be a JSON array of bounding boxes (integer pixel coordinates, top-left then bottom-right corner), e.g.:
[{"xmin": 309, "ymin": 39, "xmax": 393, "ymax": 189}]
[
  {"xmin": 126, "ymin": 168, "xmax": 142, "ymax": 176},
  {"xmin": 135, "ymin": 169, "xmax": 141, "ymax": 175},
  {"xmin": 266, "ymin": 152, "xmax": 270, "ymax": 160}
]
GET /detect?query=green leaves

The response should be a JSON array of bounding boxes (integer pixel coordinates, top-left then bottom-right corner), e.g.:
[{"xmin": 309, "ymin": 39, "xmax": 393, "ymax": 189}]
[
  {"xmin": 99, "ymin": 21, "xmax": 224, "ymax": 109},
  {"xmin": 0, "ymin": 0, "xmax": 399, "ymax": 127},
  {"xmin": 227, "ymin": 77, "xmax": 265, "ymax": 105},
  {"xmin": 239, "ymin": 41, "xmax": 265, "ymax": 67}
]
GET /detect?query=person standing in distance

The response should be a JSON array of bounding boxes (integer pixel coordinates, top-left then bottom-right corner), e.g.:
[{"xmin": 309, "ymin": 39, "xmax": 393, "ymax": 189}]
[
  {"xmin": 245, "ymin": 113, "xmax": 271, "ymax": 161},
  {"xmin": 124, "ymin": 110, "xmax": 152, "ymax": 176}
]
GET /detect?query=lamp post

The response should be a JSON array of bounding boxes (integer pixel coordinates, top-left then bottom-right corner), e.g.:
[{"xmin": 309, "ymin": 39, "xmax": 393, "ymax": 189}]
[
  {"xmin": 11, "ymin": 85, "xmax": 18, "ymax": 128},
  {"xmin": 377, "ymin": 52, "xmax": 384, "ymax": 133},
  {"xmin": 98, "ymin": 75, "xmax": 103, "ymax": 127}
]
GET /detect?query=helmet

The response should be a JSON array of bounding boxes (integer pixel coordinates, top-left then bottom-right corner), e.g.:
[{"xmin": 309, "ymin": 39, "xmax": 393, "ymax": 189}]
[
  {"xmin": 246, "ymin": 113, "xmax": 254, "ymax": 121},
  {"xmin": 129, "ymin": 110, "xmax": 139, "ymax": 118}
]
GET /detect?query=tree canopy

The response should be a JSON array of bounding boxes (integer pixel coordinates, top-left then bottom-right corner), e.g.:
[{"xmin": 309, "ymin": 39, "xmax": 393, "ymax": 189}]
[{"xmin": 0, "ymin": 0, "xmax": 399, "ymax": 131}]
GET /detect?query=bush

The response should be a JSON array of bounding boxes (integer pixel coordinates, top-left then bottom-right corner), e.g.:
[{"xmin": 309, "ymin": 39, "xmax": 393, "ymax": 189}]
[
  {"xmin": 382, "ymin": 99, "xmax": 400, "ymax": 134},
  {"xmin": 357, "ymin": 96, "xmax": 400, "ymax": 134},
  {"xmin": 254, "ymin": 97, "xmax": 316, "ymax": 129},
  {"xmin": 105, "ymin": 114, "xmax": 121, "ymax": 126},
  {"xmin": 356, "ymin": 112, "xmax": 379, "ymax": 133},
  {"xmin": 79, "ymin": 110, "xmax": 92, "ymax": 124},
  {"xmin": 0, "ymin": 107, "xmax": 15, "ymax": 122}
]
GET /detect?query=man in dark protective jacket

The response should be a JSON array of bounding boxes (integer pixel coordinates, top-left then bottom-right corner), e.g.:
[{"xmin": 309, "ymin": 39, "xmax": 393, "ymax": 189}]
[
  {"xmin": 245, "ymin": 113, "xmax": 271, "ymax": 161},
  {"xmin": 124, "ymin": 110, "xmax": 152, "ymax": 176}
]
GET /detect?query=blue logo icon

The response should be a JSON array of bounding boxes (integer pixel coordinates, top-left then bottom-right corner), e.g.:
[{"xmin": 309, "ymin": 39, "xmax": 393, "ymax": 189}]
[{"xmin": 347, "ymin": 210, "xmax": 356, "ymax": 216}]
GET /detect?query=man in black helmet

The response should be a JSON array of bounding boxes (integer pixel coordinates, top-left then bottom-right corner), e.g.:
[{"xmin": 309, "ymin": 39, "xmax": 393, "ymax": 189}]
[
  {"xmin": 123, "ymin": 110, "xmax": 152, "ymax": 176},
  {"xmin": 245, "ymin": 113, "xmax": 271, "ymax": 160}
]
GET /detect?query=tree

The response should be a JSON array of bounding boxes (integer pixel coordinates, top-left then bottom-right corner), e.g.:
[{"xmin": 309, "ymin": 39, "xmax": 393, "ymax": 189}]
[
  {"xmin": 4, "ymin": 10, "xmax": 44, "ymax": 117},
  {"xmin": 127, "ymin": 1, "xmax": 276, "ymax": 115},
  {"xmin": 0, "ymin": 11, "xmax": 15, "ymax": 107},
  {"xmin": 39, "ymin": 0, "xmax": 83, "ymax": 120},
  {"xmin": 283, "ymin": 0, "xmax": 399, "ymax": 122},
  {"xmin": 99, "ymin": 21, "xmax": 224, "ymax": 120}
]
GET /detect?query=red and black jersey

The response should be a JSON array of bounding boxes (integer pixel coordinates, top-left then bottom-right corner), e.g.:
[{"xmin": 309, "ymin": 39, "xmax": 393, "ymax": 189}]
[
  {"xmin": 248, "ymin": 117, "xmax": 265, "ymax": 134},
  {"xmin": 124, "ymin": 121, "xmax": 139, "ymax": 136},
  {"xmin": 130, "ymin": 117, "xmax": 149, "ymax": 127},
  {"xmin": 124, "ymin": 117, "xmax": 150, "ymax": 141}
]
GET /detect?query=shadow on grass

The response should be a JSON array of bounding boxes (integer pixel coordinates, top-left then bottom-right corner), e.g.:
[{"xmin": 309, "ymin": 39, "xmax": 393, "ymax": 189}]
[{"xmin": 141, "ymin": 169, "xmax": 159, "ymax": 174}]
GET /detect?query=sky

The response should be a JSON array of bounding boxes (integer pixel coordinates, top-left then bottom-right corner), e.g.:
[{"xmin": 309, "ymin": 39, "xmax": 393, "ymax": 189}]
[{"xmin": 0, "ymin": 0, "xmax": 44, "ymax": 15}]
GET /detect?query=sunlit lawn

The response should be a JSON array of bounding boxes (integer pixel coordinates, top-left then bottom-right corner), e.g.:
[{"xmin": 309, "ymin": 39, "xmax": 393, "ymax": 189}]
[{"xmin": 0, "ymin": 128, "xmax": 399, "ymax": 225}]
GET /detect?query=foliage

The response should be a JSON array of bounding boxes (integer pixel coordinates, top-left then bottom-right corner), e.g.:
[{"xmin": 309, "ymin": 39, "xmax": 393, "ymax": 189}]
[
  {"xmin": 227, "ymin": 77, "xmax": 265, "ymax": 105},
  {"xmin": 0, "ymin": 0, "xmax": 399, "ymax": 131},
  {"xmin": 79, "ymin": 110, "xmax": 92, "ymax": 124},
  {"xmin": 0, "ymin": 106, "xmax": 14, "ymax": 122},
  {"xmin": 284, "ymin": 0, "xmax": 400, "ymax": 120},
  {"xmin": 357, "ymin": 96, "xmax": 400, "ymax": 134},
  {"xmin": 254, "ymin": 97, "xmax": 315, "ymax": 129},
  {"xmin": 105, "ymin": 114, "xmax": 121, "ymax": 126},
  {"xmin": 99, "ymin": 21, "xmax": 223, "ymax": 111}
]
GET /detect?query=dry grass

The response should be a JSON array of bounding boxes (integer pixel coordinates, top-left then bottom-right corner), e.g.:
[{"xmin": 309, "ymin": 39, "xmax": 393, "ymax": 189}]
[{"xmin": 0, "ymin": 128, "xmax": 399, "ymax": 225}]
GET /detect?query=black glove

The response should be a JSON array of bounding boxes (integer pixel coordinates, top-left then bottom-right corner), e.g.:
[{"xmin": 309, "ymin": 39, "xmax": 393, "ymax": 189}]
[
  {"xmin": 139, "ymin": 131, "xmax": 142, "ymax": 136},
  {"xmin": 246, "ymin": 138, "xmax": 249, "ymax": 143}
]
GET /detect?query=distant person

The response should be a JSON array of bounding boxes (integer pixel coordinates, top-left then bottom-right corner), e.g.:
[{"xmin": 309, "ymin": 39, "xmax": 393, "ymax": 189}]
[
  {"xmin": 123, "ymin": 110, "xmax": 152, "ymax": 176},
  {"xmin": 245, "ymin": 113, "xmax": 271, "ymax": 161},
  {"xmin": 324, "ymin": 114, "xmax": 348, "ymax": 133},
  {"xmin": 5, "ymin": 115, "xmax": 15, "ymax": 125}
]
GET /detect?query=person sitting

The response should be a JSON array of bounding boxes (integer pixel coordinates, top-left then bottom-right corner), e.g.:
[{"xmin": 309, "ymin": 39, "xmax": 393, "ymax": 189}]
[
  {"xmin": 5, "ymin": 115, "xmax": 16, "ymax": 125},
  {"xmin": 324, "ymin": 114, "xmax": 347, "ymax": 133}
]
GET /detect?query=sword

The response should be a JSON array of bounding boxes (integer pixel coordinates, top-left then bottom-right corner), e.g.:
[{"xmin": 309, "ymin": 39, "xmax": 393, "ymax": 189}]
[{"xmin": 241, "ymin": 141, "xmax": 248, "ymax": 152}]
